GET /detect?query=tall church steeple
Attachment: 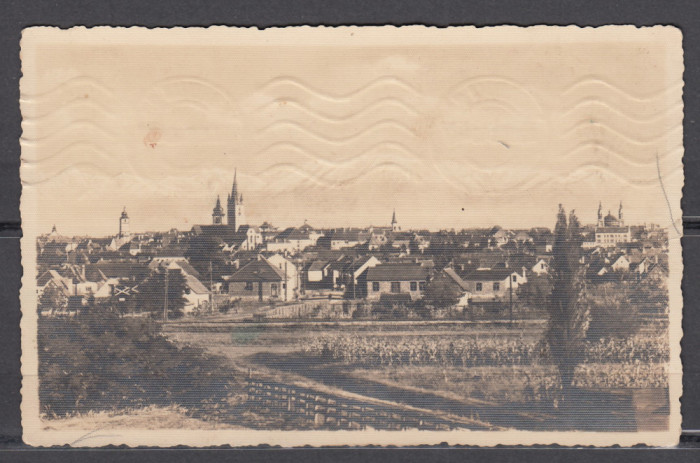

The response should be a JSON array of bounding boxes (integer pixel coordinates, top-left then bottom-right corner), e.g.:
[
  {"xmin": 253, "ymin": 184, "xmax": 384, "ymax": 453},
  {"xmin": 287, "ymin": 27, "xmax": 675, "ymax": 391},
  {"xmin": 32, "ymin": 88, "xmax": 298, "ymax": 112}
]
[
  {"xmin": 226, "ymin": 169, "xmax": 246, "ymax": 231},
  {"xmin": 391, "ymin": 209, "xmax": 399, "ymax": 232}
]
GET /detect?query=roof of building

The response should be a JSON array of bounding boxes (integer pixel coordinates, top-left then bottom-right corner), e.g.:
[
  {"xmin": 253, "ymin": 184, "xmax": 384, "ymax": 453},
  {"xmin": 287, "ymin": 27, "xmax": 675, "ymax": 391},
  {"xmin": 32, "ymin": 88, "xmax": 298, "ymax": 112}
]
[
  {"xmin": 595, "ymin": 226, "xmax": 630, "ymax": 233},
  {"xmin": 443, "ymin": 267, "xmax": 470, "ymax": 291},
  {"xmin": 461, "ymin": 268, "xmax": 516, "ymax": 282},
  {"xmin": 91, "ymin": 261, "xmax": 149, "ymax": 280},
  {"xmin": 309, "ymin": 260, "xmax": 330, "ymax": 272},
  {"xmin": 184, "ymin": 274, "xmax": 209, "ymax": 294},
  {"xmin": 348, "ymin": 254, "xmax": 379, "ymax": 272},
  {"xmin": 366, "ymin": 264, "xmax": 429, "ymax": 281},
  {"xmin": 228, "ymin": 258, "xmax": 285, "ymax": 282},
  {"xmin": 191, "ymin": 224, "xmax": 239, "ymax": 242}
]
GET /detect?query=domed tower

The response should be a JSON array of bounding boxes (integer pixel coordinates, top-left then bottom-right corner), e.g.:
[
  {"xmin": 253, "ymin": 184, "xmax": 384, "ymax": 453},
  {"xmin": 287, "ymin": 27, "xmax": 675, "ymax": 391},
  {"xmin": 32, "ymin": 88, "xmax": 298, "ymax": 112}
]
[
  {"xmin": 212, "ymin": 195, "xmax": 225, "ymax": 224},
  {"xmin": 119, "ymin": 207, "xmax": 130, "ymax": 238}
]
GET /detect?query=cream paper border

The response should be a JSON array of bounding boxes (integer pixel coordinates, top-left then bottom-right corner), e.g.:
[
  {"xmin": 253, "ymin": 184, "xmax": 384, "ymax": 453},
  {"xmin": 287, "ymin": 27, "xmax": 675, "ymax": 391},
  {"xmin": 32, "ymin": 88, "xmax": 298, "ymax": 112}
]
[{"xmin": 19, "ymin": 25, "xmax": 684, "ymax": 447}]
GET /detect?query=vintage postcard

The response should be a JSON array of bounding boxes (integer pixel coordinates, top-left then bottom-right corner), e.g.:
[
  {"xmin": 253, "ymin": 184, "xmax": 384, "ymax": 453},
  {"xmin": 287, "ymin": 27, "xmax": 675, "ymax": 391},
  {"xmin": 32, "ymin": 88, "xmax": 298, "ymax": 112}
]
[{"xmin": 19, "ymin": 26, "xmax": 683, "ymax": 446}]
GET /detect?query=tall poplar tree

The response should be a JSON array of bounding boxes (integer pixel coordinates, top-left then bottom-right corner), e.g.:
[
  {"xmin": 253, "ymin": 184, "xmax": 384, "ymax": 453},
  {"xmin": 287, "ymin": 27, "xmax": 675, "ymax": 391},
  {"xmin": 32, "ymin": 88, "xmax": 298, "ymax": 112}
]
[{"xmin": 544, "ymin": 205, "xmax": 590, "ymax": 393}]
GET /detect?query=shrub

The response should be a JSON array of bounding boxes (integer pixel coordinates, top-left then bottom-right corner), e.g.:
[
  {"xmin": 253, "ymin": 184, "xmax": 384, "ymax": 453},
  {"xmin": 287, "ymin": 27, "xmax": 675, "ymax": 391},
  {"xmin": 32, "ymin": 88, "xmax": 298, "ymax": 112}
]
[{"xmin": 38, "ymin": 307, "xmax": 237, "ymax": 417}]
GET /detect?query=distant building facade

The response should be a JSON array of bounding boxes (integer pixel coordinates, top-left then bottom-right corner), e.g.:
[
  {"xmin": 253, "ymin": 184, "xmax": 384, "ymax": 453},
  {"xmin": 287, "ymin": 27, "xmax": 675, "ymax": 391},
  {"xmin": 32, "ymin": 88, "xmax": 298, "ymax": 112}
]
[{"xmin": 594, "ymin": 201, "xmax": 631, "ymax": 247}]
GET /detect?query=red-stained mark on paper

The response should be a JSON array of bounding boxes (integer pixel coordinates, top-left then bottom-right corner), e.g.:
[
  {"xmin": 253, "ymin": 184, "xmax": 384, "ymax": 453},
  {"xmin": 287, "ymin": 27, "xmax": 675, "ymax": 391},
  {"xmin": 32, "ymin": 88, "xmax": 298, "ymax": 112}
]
[{"xmin": 143, "ymin": 127, "xmax": 162, "ymax": 149}]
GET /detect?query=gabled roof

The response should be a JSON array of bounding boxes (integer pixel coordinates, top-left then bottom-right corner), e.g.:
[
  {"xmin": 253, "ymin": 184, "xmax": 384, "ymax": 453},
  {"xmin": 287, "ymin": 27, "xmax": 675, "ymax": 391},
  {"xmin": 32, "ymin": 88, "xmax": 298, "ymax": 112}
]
[
  {"xmin": 348, "ymin": 254, "xmax": 379, "ymax": 272},
  {"xmin": 443, "ymin": 268, "xmax": 470, "ymax": 291},
  {"xmin": 228, "ymin": 259, "xmax": 285, "ymax": 282},
  {"xmin": 184, "ymin": 274, "xmax": 209, "ymax": 294},
  {"xmin": 365, "ymin": 264, "xmax": 429, "ymax": 281},
  {"xmin": 309, "ymin": 260, "xmax": 330, "ymax": 272}
]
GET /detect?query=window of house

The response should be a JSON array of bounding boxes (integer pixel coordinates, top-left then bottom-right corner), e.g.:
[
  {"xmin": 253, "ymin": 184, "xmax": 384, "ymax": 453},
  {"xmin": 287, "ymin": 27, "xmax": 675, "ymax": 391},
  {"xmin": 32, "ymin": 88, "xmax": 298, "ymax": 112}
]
[
  {"xmin": 493, "ymin": 282, "xmax": 500, "ymax": 291},
  {"xmin": 391, "ymin": 282, "xmax": 401, "ymax": 293},
  {"xmin": 410, "ymin": 281, "xmax": 417, "ymax": 291},
  {"xmin": 271, "ymin": 283, "xmax": 278, "ymax": 296},
  {"xmin": 372, "ymin": 282, "xmax": 380, "ymax": 291},
  {"xmin": 541, "ymin": 263, "xmax": 545, "ymax": 269},
  {"xmin": 512, "ymin": 275, "xmax": 517, "ymax": 282},
  {"xmin": 419, "ymin": 281, "xmax": 426, "ymax": 291},
  {"xmin": 244, "ymin": 281, "xmax": 253, "ymax": 291},
  {"xmin": 476, "ymin": 282, "xmax": 482, "ymax": 291}
]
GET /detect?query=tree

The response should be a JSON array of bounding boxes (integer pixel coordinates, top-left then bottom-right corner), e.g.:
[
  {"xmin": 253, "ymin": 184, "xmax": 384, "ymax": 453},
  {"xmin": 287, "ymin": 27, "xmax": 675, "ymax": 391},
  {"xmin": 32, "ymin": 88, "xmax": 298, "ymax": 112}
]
[
  {"xmin": 517, "ymin": 274, "xmax": 553, "ymax": 312},
  {"xmin": 586, "ymin": 281, "xmax": 640, "ymax": 340},
  {"xmin": 543, "ymin": 205, "xmax": 590, "ymax": 393},
  {"xmin": 424, "ymin": 272, "xmax": 464, "ymax": 310},
  {"xmin": 39, "ymin": 284, "xmax": 68, "ymax": 313},
  {"xmin": 136, "ymin": 269, "xmax": 188, "ymax": 319}
]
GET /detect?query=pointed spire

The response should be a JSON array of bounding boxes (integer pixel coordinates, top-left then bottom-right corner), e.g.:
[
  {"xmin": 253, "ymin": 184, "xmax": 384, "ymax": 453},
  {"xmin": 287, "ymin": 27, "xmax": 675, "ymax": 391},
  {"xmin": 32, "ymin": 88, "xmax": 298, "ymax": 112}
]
[
  {"xmin": 231, "ymin": 168, "xmax": 238, "ymax": 197},
  {"xmin": 391, "ymin": 209, "xmax": 397, "ymax": 224}
]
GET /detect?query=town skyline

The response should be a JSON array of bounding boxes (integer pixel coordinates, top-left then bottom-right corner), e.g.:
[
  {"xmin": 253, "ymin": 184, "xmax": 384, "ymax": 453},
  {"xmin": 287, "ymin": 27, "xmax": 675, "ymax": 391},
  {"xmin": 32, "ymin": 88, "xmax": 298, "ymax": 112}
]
[{"xmin": 43, "ymin": 186, "xmax": 656, "ymax": 239}]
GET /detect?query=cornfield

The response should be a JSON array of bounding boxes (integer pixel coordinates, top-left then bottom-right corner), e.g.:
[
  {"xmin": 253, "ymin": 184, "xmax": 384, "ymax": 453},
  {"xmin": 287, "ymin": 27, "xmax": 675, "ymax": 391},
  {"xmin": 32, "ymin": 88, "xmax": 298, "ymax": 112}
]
[{"xmin": 302, "ymin": 333, "xmax": 669, "ymax": 368}]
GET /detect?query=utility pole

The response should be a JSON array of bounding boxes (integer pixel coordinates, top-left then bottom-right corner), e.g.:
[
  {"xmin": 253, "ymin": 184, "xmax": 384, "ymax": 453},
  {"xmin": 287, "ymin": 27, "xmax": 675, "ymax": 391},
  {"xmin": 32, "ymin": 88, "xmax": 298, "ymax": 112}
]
[
  {"xmin": 509, "ymin": 272, "xmax": 513, "ymax": 327},
  {"xmin": 163, "ymin": 269, "xmax": 169, "ymax": 322},
  {"xmin": 209, "ymin": 260, "xmax": 215, "ymax": 313}
]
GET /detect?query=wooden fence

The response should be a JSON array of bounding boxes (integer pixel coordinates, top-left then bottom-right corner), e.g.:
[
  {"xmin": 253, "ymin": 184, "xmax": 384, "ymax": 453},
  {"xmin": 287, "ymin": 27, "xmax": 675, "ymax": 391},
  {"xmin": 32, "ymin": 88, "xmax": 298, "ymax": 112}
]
[{"xmin": 245, "ymin": 375, "xmax": 492, "ymax": 431}]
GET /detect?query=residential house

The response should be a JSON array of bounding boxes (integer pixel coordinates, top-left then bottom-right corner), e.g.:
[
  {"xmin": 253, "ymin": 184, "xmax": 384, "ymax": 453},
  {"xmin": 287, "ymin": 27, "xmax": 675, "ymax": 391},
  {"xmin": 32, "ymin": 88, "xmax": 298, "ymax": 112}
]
[
  {"xmin": 227, "ymin": 258, "xmax": 286, "ymax": 301},
  {"xmin": 266, "ymin": 254, "xmax": 299, "ymax": 301},
  {"xmin": 345, "ymin": 255, "xmax": 381, "ymax": 298},
  {"xmin": 531, "ymin": 257, "xmax": 550, "ymax": 275},
  {"xmin": 611, "ymin": 254, "xmax": 631, "ymax": 272},
  {"xmin": 365, "ymin": 263, "xmax": 429, "ymax": 301},
  {"xmin": 460, "ymin": 268, "xmax": 527, "ymax": 302}
]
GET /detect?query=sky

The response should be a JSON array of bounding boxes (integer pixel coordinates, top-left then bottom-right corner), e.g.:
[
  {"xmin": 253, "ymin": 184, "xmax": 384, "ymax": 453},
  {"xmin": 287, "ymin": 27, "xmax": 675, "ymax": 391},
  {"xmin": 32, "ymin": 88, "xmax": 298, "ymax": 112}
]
[{"xmin": 20, "ymin": 27, "xmax": 683, "ymax": 237}]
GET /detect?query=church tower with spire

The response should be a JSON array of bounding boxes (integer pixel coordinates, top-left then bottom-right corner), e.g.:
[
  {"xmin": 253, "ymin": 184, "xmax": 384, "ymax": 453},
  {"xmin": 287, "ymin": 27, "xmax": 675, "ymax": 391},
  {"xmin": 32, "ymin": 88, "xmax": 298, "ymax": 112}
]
[
  {"xmin": 212, "ymin": 195, "xmax": 225, "ymax": 224},
  {"xmin": 391, "ymin": 209, "xmax": 400, "ymax": 232},
  {"xmin": 227, "ymin": 169, "xmax": 246, "ymax": 231}
]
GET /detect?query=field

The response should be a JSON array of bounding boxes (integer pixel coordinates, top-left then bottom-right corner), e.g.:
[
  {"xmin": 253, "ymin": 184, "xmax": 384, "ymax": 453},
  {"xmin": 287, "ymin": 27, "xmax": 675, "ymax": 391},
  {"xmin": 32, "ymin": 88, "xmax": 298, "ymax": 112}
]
[{"xmin": 162, "ymin": 318, "xmax": 670, "ymax": 431}]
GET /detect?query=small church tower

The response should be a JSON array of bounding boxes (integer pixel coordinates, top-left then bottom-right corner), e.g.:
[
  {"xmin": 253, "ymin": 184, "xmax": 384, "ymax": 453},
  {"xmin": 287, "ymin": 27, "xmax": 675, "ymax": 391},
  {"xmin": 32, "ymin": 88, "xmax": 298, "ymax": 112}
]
[
  {"xmin": 391, "ymin": 209, "xmax": 400, "ymax": 232},
  {"xmin": 212, "ymin": 195, "xmax": 225, "ymax": 224},
  {"xmin": 227, "ymin": 169, "xmax": 246, "ymax": 231},
  {"xmin": 118, "ymin": 207, "xmax": 130, "ymax": 238}
]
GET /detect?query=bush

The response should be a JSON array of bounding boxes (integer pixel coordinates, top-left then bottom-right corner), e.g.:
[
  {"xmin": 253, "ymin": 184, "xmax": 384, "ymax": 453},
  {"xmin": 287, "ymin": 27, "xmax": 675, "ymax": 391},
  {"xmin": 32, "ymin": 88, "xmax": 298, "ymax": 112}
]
[{"xmin": 38, "ymin": 307, "xmax": 238, "ymax": 417}]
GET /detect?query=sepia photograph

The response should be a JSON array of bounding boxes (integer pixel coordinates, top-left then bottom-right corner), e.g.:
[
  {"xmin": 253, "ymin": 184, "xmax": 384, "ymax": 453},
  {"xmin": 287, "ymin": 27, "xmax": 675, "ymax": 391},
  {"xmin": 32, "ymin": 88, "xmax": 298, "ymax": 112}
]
[{"xmin": 19, "ymin": 25, "xmax": 683, "ymax": 446}]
